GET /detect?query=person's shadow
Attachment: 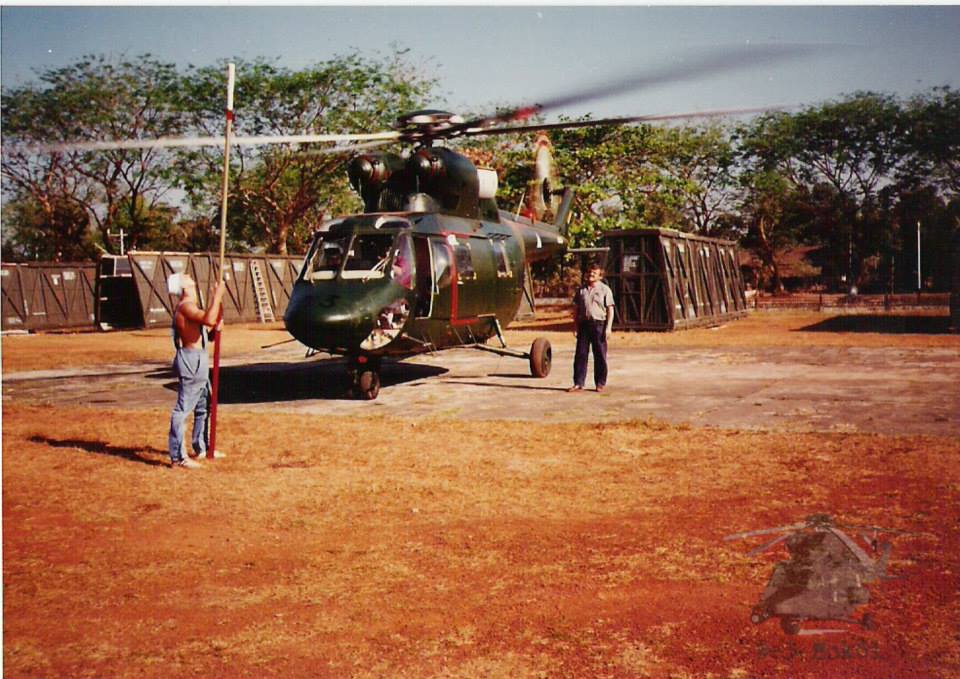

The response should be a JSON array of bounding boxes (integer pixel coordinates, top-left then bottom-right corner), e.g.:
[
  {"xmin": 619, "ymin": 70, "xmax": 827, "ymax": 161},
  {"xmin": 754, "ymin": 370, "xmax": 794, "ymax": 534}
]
[{"xmin": 29, "ymin": 436, "xmax": 169, "ymax": 467}]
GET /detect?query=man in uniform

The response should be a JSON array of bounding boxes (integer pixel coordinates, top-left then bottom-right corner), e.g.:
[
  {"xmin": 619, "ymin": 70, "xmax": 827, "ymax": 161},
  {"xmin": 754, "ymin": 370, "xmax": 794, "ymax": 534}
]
[
  {"xmin": 167, "ymin": 272, "xmax": 226, "ymax": 468},
  {"xmin": 569, "ymin": 261, "xmax": 615, "ymax": 393}
]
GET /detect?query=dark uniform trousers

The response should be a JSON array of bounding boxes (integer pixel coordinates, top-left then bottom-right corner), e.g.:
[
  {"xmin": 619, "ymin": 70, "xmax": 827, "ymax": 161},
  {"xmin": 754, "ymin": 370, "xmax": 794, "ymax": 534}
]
[{"xmin": 573, "ymin": 320, "xmax": 608, "ymax": 388}]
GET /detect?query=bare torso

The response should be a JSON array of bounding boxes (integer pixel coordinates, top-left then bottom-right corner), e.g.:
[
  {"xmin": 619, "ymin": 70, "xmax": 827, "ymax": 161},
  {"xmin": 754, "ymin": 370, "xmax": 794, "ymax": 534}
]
[{"xmin": 175, "ymin": 302, "xmax": 208, "ymax": 350}]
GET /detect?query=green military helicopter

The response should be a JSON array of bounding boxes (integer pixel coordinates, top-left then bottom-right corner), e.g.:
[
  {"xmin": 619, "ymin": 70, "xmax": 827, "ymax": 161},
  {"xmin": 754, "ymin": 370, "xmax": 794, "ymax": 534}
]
[{"xmin": 283, "ymin": 111, "xmax": 573, "ymax": 399}]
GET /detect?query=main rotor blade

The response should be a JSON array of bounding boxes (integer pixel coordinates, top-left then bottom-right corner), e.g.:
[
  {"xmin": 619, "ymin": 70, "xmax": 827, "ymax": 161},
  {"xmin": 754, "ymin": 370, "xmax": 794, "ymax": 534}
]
[
  {"xmin": 463, "ymin": 105, "xmax": 788, "ymax": 137},
  {"xmin": 748, "ymin": 533, "xmax": 791, "ymax": 557},
  {"xmin": 724, "ymin": 521, "xmax": 809, "ymax": 542},
  {"xmin": 294, "ymin": 139, "xmax": 396, "ymax": 157},
  {"xmin": 454, "ymin": 43, "xmax": 825, "ymax": 132},
  {"xmin": 42, "ymin": 130, "xmax": 400, "ymax": 154}
]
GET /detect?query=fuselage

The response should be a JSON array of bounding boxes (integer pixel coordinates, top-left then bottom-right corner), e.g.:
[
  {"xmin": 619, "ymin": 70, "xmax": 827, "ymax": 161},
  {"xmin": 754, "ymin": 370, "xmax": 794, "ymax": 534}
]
[{"xmin": 283, "ymin": 210, "xmax": 564, "ymax": 358}]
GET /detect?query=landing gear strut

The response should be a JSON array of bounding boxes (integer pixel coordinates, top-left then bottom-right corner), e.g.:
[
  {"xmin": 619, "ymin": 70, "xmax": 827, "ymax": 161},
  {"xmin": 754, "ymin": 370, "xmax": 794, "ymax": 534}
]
[{"xmin": 348, "ymin": 356, "xmax": 381, "ymax": 400}]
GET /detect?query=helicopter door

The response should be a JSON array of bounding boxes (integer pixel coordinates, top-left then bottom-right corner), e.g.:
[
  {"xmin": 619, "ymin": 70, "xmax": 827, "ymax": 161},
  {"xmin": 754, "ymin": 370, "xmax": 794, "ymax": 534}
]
[
  {"xmin": 427, "ymin": 238, "xmax": 454, "ymax": 320},
  {"xmin": 413, "ymin": 236, "xmax": 433, "ymax": 318}
]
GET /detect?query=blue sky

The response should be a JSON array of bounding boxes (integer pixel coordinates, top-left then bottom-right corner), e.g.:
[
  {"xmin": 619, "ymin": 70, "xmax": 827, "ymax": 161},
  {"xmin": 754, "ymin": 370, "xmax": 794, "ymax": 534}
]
[{"xmin": 2, "ymin": 5, "xmax": 960, "ymax": 122}]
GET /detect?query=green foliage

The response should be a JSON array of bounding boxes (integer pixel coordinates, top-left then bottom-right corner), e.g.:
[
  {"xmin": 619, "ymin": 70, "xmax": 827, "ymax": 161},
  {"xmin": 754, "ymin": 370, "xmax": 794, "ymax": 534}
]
[
  {"xmin": 2, "ymin": 54, "xmax": 189, "ymax": 254},
  {"xmin": 903, "ymin": 86, "xmax": 960, "ymax": 197},
  {"xmin": 175, "ymin": 51, "xmax": 437, "ymax": 254},
  {"xmin": 1, "ymin": 192, "xmax": 98, "ymax": 262}
]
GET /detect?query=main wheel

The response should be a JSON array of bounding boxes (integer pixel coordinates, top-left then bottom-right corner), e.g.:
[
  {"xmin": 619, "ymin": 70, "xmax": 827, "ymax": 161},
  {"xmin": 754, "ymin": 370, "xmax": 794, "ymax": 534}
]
[
  {"xmin": 529, "ymin": 338, "xmax": 552, "ymax": 378},
  {"xmin": 780, "ymin": 617, "xmax": 802, "ymax": 635},
  {"xmin": 357, "ymin": 369, "xmax": 381, "ymax": 400}
]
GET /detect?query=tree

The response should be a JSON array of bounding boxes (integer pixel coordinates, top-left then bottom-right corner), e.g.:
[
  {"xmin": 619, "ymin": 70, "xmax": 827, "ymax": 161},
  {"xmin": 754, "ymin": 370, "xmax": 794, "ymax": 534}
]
[
  {"xmin": 647, "ymin": 123, "xmax": 740, "ymax": 237},
  {"xmin": 787, "ymin": 93, "xmax": 906, "ymax": 288},
  {"xmin": 903, "ymin": 86, "xmax": 960, "ymax": 199},
  {"xmin": 2, "ymin": 55, "xmax": 187, "ymax": 255},
  {"xmin": 176, "ymin": 52, "xmax": 437, "ymax": 255},
  {"xmin": 1, "ymin": 192, "xmax": 98, "ymax": 261}
]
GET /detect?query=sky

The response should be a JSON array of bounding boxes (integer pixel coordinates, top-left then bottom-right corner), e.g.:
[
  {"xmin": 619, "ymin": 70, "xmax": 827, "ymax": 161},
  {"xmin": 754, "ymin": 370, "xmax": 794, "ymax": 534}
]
[{"xmin": 2, "ymin": 5, "xmax": 960, "ymax": 125}]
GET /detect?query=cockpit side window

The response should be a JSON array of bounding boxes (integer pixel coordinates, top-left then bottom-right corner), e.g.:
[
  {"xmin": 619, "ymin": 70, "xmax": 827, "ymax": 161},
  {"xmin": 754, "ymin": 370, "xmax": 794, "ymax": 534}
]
[{"xmin": 390, "ymin": 232, "xmax": 415, "ymax": 290}]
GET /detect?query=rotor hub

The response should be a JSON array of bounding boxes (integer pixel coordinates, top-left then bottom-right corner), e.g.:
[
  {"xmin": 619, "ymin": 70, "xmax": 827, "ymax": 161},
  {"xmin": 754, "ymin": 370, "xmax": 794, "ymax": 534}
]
[{"xmin": 395, "ymin": 110, "xmax": 466, "ymax": 145}]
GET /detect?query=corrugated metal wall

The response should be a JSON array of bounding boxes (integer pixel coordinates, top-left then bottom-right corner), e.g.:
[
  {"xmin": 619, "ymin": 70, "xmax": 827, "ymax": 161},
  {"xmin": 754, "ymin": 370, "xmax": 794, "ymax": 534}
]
[
  {"xmin": 602, "ymin": 228, "xmax": 748, "ymax": 331},
  {"xmin": 125, "ymin": 252, "xmax": 302, "ymax": 328},
  {"xmin": 2, "ymin": 252, "xmax": 303, "ymax": 332},
  {"xmin": 1, "ymin": 262, "xmax": 97, "ymax": 331}
]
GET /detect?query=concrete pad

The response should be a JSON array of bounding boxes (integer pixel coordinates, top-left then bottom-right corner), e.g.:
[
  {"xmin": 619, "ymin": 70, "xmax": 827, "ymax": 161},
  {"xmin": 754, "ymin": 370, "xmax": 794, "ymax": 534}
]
[{"xmin": 4, "ymin": 341, "xmax": 958, "ymax": 437}]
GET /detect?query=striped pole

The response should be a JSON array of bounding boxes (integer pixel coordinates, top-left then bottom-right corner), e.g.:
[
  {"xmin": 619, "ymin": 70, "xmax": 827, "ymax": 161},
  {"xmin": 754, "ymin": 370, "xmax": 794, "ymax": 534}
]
[{"xmin": 208, "ymin": 63, "xmax": 235, "ymax": 460}]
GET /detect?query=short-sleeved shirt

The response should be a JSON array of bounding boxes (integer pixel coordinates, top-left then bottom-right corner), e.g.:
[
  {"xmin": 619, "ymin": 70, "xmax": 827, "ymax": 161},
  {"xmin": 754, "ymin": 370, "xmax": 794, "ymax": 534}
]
[{"xmin": 574, "ymin": 281, "xmax": 615, "ymax": 322}]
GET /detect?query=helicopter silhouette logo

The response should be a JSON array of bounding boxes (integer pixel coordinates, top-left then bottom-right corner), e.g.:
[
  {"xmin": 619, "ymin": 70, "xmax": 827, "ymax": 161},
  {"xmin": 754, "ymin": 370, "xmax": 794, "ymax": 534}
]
[{"xmin": 724, "ymin": 514, "xmax": 909, "ymax": 636}]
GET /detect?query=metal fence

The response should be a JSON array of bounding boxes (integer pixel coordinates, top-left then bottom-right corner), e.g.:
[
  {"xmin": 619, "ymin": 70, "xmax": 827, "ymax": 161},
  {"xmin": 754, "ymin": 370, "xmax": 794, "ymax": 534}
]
[{"xmin": 752, "ymin": 292, "xmax": 951, "ymax": 312}]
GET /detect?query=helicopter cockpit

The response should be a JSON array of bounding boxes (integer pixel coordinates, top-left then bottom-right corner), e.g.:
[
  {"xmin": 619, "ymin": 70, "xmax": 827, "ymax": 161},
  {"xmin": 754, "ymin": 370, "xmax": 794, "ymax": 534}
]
[{"xmin": 301, "ymin": 220, "xmax": 416, "ymax": 288}]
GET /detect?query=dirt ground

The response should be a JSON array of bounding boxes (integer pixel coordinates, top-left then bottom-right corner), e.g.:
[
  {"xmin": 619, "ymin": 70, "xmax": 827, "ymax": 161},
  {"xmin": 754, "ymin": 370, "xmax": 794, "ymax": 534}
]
[{"xmin": 3, "ymin": 310, "xmax": 959, "ymax": 678}]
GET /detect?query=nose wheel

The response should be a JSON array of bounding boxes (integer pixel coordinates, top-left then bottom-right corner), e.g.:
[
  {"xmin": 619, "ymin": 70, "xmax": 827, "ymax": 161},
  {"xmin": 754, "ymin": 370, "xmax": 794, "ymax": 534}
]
[{"xmin": 348, "ymin": 357, "xmax": 381, "ymax": 400}]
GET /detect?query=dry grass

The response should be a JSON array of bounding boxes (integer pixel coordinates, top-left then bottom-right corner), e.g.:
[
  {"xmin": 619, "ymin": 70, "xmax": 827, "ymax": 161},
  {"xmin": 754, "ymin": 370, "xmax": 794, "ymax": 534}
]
[
  {"xmin": 3, "ymin": 402, "xmax": 959, "ymax": 678},
  {"xmin": 3, "ymin": 310, "xmax": 959, "ymax": 677}
]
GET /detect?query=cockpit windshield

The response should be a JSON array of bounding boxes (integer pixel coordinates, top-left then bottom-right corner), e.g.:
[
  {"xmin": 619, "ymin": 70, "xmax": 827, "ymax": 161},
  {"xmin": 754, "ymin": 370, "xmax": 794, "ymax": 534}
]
[{"xmin": 301, "ymin": 228, "xmax": 414, "ymax": 285}]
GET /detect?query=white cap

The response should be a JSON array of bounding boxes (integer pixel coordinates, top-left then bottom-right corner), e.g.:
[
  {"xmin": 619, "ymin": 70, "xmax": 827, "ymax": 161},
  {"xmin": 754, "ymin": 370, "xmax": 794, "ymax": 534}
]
[{"xmin": 167, "ymin": 272, "xmax": 185, "ymax": 296}]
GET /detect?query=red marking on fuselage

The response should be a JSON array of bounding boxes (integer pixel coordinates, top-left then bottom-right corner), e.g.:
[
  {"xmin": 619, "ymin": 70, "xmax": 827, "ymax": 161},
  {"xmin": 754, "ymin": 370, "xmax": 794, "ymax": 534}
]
[{"xmin": 441, "ymin": 231, "xmax": 478, "ymax": 327}]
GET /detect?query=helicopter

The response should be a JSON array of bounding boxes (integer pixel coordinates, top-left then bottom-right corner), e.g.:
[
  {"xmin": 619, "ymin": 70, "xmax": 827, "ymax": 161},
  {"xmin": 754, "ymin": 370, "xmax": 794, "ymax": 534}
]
[
  {"xmin": 724, "ymin": 514, "xmax": 903, "ymax": 635},
  {"xmin": 44, "ymin": 46, "xmax": 814, "ymax": 399},
  {"xmin": 282, "ymin": 111, "xmax": 574, "ymax": 399}
]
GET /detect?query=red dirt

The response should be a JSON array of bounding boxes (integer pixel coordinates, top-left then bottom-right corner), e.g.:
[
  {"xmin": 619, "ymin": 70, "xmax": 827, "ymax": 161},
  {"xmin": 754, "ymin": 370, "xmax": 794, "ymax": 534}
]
[{"xmin": 3, "ymin": 311, "xmax": 959, "ymax": 678}]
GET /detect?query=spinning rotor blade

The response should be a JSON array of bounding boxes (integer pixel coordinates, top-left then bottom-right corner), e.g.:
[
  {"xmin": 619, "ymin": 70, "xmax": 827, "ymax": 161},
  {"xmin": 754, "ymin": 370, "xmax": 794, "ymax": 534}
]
[
  {"xmin": 464, "ymin": 105, "xmax": 787, "ymax": 138},
  {"xmin": 42, "ymin": 130, "xmax": 400, "ymax": 154},
  {"xmin": 295, "ymin": 139, "xmax": 397, "ymax": 157},
  {"xmin": 453, "ymin": 43, "xmax": 823, "ymax": 133}
]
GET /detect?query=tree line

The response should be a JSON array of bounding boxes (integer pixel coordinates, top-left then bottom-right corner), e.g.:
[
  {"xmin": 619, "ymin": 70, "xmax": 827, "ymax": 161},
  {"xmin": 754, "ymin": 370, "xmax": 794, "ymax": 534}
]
[{"xmin": 3, "ymin": 54, "xmax": 957, "ymax": 292}]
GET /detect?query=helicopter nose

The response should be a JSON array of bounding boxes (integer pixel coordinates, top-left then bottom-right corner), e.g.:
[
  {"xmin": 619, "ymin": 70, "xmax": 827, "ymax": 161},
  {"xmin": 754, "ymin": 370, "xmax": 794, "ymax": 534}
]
[{"xmin": 284, "ymin": 284, "xmax": 372, "ymax": 351}]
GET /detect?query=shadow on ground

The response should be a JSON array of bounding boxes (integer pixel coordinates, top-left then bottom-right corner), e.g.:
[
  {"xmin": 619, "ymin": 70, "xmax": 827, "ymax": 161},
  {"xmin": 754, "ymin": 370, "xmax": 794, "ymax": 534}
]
[
  {"xmin": 213, "ymin": 360, "xmax": 449, "ymax": 403},
  {"xmin": 29, "ymin": 436, "xmax": 169, "ymax": 467},
  {"xmin": 799, "ymin": 315, "xmax": 952, "ymax": 335}
]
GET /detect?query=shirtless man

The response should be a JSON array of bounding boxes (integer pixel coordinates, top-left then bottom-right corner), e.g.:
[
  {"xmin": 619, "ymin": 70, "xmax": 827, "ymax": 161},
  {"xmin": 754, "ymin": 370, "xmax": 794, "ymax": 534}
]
[{"xmin": 166, "ymin": 272, "xmax": 226, "ymax": 468}]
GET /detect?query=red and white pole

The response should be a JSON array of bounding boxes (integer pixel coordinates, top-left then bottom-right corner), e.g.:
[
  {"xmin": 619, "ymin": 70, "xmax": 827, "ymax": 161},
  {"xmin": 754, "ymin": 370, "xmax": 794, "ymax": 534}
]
[{"xmin": 208, "ymin": 63, "xmax": 235, "ymax": 459}]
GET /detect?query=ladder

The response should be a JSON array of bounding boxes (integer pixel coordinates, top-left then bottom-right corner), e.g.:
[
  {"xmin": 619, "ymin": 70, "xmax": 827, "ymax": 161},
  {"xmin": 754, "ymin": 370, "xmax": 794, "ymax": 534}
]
[{"xmin": 249, "ymin": 260, "xmax": 275, "ymax": 323}]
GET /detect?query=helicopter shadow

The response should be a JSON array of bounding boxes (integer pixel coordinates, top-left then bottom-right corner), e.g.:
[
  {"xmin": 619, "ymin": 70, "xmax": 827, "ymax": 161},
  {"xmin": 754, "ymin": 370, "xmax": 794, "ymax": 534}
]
[
  {"xmin": 799, "ymin": 314, "xmax": 952, "ymax": 334},
  {"xmin": 212, "ymin": 360, "xmax": 448, "ymax": 403}
]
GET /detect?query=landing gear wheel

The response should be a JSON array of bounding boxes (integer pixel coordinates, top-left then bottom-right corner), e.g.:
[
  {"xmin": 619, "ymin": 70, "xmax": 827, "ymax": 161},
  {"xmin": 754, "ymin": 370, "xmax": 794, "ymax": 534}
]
[
  {"xmin": 861, "ymin": 613, "xmax": 876, "ymax": 631},
  {"xmin": 780, "ymin": 617, "xmax": 802, "ymax": 635},
  {"xmin": 348, "ymin": 357, "xmax": 381, "ymax": 400},
  {"xmin": 529, "ymin": 337, "xmax": 552, "ymax": 378},
  {"xmin": 750, "ymin": 607, "xmax": 769, "ymax": 625},
  {"xmin": 357, "ymin": 369, "xmax": 380, "ymax": 400}
]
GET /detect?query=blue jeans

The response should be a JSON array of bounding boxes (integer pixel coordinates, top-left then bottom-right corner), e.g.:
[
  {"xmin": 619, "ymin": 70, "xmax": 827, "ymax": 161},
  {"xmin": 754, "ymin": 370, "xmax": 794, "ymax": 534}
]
[
  {"xmin": 573, "ymin": 320, "xmax": 608, "ymax": 388},
  {"xmin": 168, "ymin": 347, "xmax": 210, "ymax": 462}
]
